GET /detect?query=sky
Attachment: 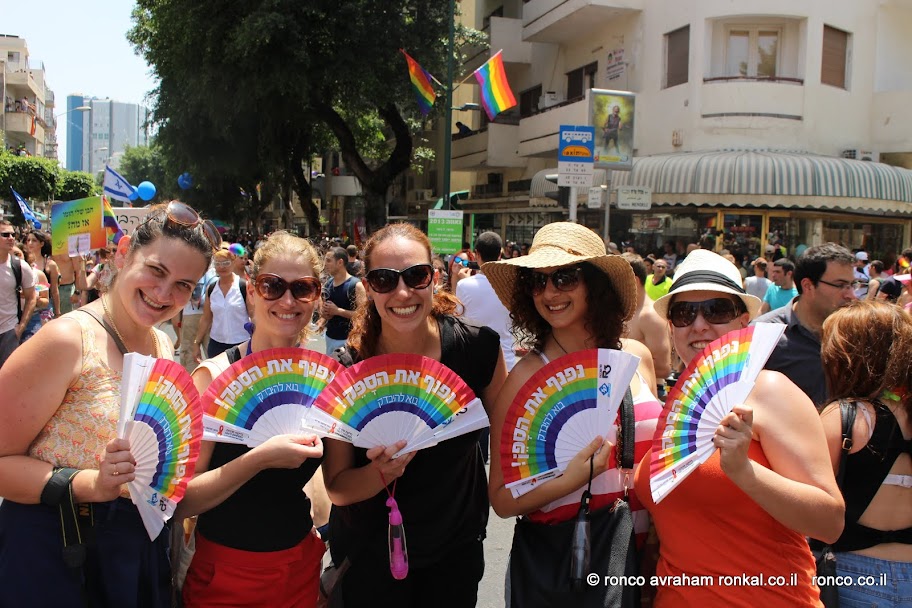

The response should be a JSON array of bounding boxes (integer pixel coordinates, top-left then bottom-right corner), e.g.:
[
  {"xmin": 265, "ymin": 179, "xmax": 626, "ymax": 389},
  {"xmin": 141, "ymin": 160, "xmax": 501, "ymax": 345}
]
[{"xmin": 4, "ymin": 1, "xmax": 157, "ymax": 165}]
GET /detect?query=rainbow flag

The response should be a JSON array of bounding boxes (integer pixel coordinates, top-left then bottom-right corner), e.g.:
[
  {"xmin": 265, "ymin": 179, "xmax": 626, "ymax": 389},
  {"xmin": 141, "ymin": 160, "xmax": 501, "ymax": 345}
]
[
  {"xmin": 102, "ymin": 196, "xmax": 125, "ymax": 245},
  {"xmin": 401, "ymin": 50, "xmax": 437, "ymax": 115},
  {"xmin": 473, "ymin": 50, "xmax": 517, "ymax": 120}
]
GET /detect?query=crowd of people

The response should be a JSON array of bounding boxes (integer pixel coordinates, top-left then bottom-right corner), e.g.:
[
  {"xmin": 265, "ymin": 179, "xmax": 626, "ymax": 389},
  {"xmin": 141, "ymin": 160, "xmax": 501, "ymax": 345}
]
[{"xmin": 0, "ymin": 206, "xmax": 909, "ymax": 608}]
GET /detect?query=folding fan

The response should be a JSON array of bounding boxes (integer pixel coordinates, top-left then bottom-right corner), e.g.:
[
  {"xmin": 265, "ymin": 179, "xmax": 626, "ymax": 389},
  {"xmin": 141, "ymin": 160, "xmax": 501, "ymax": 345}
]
[
  {"xmin": 304, "ymin": 353, "xmax": 487, "ymax": 457},
  {"xmin": 202, "ymin": 347, "xmax": 343, "ymax": 447},
  {"xmin": 118, "ymin": 354, "xmax": 203, "ymax": 541},
  {"xmin": 649, "ymin": 322, "xmax": 786, "ymax": 504},
  {"xmin": 499, "ymin": 349, "xmax": 641, "ymax": 498}
]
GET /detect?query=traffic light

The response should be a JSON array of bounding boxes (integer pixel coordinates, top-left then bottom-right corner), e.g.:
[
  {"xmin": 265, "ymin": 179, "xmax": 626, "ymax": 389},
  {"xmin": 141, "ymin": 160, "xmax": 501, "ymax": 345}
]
[{"xmin": 543, "ymin": 173, "xmax": 570, "ymax": 208}]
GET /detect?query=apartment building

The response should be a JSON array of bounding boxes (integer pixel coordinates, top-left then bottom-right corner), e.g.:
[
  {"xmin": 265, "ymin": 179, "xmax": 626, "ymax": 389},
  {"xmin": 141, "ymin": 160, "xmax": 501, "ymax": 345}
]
[
  {"xmin": 0, "ymin": 35, "xmax": 56, "ymax": 159},
  {"xmin": 425, "ymin": 0, "xmax": 912, "ymax": 263},
  {"xmin": 65, "ymin": 95, "xmax": 149, "ymax": 174}
]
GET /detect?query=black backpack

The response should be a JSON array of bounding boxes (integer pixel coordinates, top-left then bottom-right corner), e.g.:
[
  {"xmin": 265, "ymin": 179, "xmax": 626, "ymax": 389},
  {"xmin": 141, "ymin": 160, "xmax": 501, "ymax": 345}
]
[
  {"xmin": 11, "ymin": 257, "xmax": 22, "ymax": 322},
  {"xmin": 207, "ymin": 277, "xmax": 248, "ymax": 307}
]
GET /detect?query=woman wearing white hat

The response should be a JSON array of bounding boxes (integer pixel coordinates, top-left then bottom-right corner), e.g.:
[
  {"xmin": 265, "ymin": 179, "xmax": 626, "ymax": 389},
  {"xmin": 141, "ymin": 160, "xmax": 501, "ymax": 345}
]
[
  {"xmin": 485, "ymin": 222, "xmax": 662, "ymax": 606},
  {"xmin": 632, "ymin": 249, "xmax": 844, "ymax": 607}
]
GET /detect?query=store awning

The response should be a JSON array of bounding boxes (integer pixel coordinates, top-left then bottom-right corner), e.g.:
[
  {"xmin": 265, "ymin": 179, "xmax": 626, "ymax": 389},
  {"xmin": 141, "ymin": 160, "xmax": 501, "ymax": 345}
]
[
  {"xmin": 433, "ymin": 190, "xmax": 470, "ymax": 210},
  {"xmin": 608, "ymin": 150, "xmax": 912, "ymax": 202}
]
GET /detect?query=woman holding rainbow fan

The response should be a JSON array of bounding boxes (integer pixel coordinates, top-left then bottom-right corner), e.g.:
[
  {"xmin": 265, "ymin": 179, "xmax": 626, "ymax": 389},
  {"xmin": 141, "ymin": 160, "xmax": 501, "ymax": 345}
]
[
  {"xmin": 633, "ymin": 250, "xmax": 844, "ymax": 606},
  {"xmin": 484, "ymin": 221, "xmax": 662, "ymax": 607},
  {"xmin": 177, "ymin": 231, "xmax": 328, "ymax": 607},
  {"xmin": 322, "ymin": 223, "xmax": 506, "ymax": 607},
  {"xmin": 0, "ymin": 201, "xmax": 216, "ymax": 607}
]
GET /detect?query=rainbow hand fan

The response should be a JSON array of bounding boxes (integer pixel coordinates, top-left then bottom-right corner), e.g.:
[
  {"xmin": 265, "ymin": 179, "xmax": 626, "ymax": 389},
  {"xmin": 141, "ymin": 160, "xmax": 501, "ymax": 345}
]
[
  {"xmin": 304, "ymin": 354, "xmax": 486, "ymax": 457},
  {"xmin": 118, "ymin": 354, "xmax": 203, "ymax": 541},
  {"xmin": 649, "ymin": 322, "xmax": 786, "ymax": 504},
  {"xmin": 202, "ymin": 348, "xmax": 343, "ymax": 447},
  {"xmin": 500, "ymin": 349, "xmax": 640, "ymax": 499}
]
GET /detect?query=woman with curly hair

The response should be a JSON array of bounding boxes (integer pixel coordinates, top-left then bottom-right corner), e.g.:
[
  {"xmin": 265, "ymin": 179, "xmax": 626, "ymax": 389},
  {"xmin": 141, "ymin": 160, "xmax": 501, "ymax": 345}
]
[
  {"xmin": 323, "ymin": 223, "xmax": 507, "ymax": 607},
  {"xmin": 819, "ymin": 300, "xmax": 912, "ymax": 607},
  {"xmin": 484, "ymin": 222, "xmax": 661, "ymax": 607}
]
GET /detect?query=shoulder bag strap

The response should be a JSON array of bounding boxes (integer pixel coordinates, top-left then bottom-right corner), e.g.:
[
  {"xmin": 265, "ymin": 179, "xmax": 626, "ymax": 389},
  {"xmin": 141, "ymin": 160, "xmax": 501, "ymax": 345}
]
[
  {"xmin": 836, "ymin": 398, "xmax": 857, "ymax": 491},
  {"xmin": 77, "ymin": 308, "xmax": 128, "ymax": 355},
  {"xmin": 226, "ymin": 345, "xmax": 243, "ymax": 365},
  {"xmin": 618, "ymin": 387, "xmax": 636, "ymax": 470}
]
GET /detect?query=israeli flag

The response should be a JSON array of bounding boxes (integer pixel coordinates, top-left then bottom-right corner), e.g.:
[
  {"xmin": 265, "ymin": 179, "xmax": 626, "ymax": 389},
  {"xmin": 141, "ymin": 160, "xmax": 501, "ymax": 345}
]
[
  {"xmin": 103, "ymin": 165, "xmax": 137, "ymax": 204},
  {"xmin": 10, "ymin": 188, "xmax": 41, "ymax": 229}
]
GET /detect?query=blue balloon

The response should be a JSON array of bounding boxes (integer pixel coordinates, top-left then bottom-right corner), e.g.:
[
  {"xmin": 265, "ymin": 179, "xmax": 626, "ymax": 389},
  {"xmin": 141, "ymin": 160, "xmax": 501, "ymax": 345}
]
[
  {"xmin": 177, "ymin": 172, "xmax": 193, "ymax": 190},
  {"xmin": 128, "ymin": 187, "xmax": 139, "ymax": 201},
  {"xmin": 137, "ymin": 181, "xmax": 156, "ymax": 201}
]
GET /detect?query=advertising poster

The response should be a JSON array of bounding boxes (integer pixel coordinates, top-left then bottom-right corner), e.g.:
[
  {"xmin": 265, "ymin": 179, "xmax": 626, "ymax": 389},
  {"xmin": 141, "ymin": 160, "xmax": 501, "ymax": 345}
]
[{"xmin": 589, "ymin": 89, "xmax": 635, "ymax": 170}]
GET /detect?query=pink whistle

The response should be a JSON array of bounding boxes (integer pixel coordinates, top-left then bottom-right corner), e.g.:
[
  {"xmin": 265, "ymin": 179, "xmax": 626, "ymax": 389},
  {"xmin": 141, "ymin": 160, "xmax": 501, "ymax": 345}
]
[{"xmin": 386, "ymin": 496, "xmax": 409, "ymax": 580}]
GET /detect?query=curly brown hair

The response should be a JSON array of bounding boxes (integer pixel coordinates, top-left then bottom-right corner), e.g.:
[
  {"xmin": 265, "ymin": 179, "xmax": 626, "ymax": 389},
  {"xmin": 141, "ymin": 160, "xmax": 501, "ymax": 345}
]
[
  {"xmin": 508, "ymin": 262, "xmax": 626, "ymax": 352},
  {"xmin": 821, "ymin": 300, "xmax": 912, "ymax": 411},
  {"xmin": 348, "ymin": 223, "xmax": 460, "ymax": 358}
]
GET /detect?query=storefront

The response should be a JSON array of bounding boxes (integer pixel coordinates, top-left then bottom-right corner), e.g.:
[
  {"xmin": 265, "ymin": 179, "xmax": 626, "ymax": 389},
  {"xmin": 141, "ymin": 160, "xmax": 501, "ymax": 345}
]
[{"xmin": 456, "ymin": 151, "xmax": 912, "ymax": 262}]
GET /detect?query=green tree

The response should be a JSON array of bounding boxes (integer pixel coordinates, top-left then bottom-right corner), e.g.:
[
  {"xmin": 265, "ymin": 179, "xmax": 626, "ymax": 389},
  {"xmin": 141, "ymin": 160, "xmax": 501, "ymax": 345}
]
[
  {"xmin": 0, "ymin": 151, "xmax": 60, "ymax": 201},
  {"xmin": 117, "ymin": 143, "xmax": 175, "ymax": 203},
  {"xmin": 56, "ymin": 171, "xmax": 98, "ymax": 201},
  {"xmin": 130, "ymin": 0, "xmax": 482, "ymax": 232}
]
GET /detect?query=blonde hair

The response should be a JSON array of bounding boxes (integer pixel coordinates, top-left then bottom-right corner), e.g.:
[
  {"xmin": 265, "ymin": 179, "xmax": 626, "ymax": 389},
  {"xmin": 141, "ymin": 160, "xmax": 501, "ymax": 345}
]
[{"xmin": 213, "ymin": 249, "xmax": 235, "ymax": 262}]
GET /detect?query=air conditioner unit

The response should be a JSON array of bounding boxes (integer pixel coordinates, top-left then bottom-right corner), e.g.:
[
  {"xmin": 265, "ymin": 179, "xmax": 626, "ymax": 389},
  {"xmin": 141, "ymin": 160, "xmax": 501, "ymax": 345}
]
[
  {"xmin": 842, "ymin": 148, "xmax": 880, "ymax": 163},
  {"xmin": 538, "ymin": 91, "xmax": 561, "ymax": 110}
]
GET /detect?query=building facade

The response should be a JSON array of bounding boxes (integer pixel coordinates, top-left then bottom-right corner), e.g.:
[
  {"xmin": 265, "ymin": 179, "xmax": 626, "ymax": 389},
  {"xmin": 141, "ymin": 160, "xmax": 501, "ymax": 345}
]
[
  {"xmin": 65, "ymin": 95, "xmax": 149, "ymax": 174},
  {"xmin": 420, "ymin": 0, "xmax": 912, "ymax": 265},
  {"xmin": 1, "ymin": 35, "xmax": 56, "ymax": 159}
]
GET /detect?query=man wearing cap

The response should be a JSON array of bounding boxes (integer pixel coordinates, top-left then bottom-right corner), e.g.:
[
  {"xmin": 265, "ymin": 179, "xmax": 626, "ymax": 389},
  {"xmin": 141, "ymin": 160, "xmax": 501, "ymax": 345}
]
[
  {"xmin": 753, "ymin": 243, "xmax": 857, "ymax": 406},
  {"xmin": 758, "ymin": 258, "xmax": 797, "ymax": 314},
  {"xmin": 853, "ymin": 250, "xmax": 870, "ymax": 298},
  {"xmin": 744, "ymin": 256, "xmax": 771, "ymax": 300}
]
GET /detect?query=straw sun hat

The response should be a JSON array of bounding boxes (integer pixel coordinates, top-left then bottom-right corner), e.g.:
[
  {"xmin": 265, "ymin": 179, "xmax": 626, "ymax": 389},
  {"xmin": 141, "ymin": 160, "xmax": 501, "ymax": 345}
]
[
  {"xmin": 652, "ymin": 249, "xmax": 762, "ymax": 320},
  {"xmin": 483, "ymin": 222, "xmax": 637, "ymax": 321}
]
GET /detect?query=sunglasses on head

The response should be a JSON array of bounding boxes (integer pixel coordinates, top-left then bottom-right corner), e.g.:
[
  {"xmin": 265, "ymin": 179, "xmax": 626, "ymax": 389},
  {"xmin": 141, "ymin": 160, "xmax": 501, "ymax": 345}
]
[
  {"xmin": 365, "ymin": 264, "xmax": 434, "ymax": 294},
  {"xmin": 139, "ymin": 201, "xmax": 222, "ymax": 251},
  {"xmin": 253, "ymin": 274, "xmax": 322, "ymax": 302},
  {"xmin": 523, "ymin": 266, "xmax": 583, "ymax": 296},
  {"xmin": 668, "ymin": 297, "xmax": 745, "ymax": 328}
]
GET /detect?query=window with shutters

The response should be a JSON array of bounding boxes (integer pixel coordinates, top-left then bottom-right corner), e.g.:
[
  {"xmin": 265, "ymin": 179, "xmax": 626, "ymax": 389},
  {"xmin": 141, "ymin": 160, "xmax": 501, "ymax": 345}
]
[
  {"xmin": 821, "ymin": 25, "xmax": 849, "ymax": 89},
  {"xmin": 664, "ymin": 26, "xmax": 690, "ymax": 88}
]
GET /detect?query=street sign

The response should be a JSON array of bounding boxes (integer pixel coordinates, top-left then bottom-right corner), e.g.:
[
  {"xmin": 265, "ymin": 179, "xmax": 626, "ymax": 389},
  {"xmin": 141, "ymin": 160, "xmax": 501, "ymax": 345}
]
[
  {"xmin": 616, "ymin": 186, "xmax": 652, "ymax": 210},
  {"xmin": 427, "ymin": 209, "xmax": 464, "ymax": 254},
  {"xmin": 558, "ymin": 125, "xmax": 595, "ymax": 188},
  {"xmin": 587, "ymin": 187, "xmax": 604, "ymax": 209}
]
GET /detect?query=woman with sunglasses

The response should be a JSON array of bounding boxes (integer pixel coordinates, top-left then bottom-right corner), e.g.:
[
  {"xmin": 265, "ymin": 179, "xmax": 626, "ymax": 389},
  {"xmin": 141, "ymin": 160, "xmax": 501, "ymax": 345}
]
[
  {"xmin": 322, "ymin": 223, "xmax": 507, "ymax": 607},
  {"xmin": 0, "ymin": 202, "xmax": 216, "ymax": 607},
  {"xmin": 190, "ymin": 248, "xmax": 252, "ymax": 362},
  {"xmin": 483, "ymin": 222, "xmax": 661, "ymax": 607},
  {"xmin": 178, "ymin": 231, "xmax": 327, "ymax": 607},
  {"xmin": 24, "ymin": 230, "xmax": 61, "ymax": 317},
  {"xmin": 633, "ymin": 250, "xmax": 844, "ymax": 607}
]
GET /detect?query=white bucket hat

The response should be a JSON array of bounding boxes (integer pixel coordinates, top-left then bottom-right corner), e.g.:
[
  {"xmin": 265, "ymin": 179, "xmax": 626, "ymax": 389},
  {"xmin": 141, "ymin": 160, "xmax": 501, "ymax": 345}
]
[{"xmin": 653, "ymin": 249, "xmax": 762, "ymax": 320}]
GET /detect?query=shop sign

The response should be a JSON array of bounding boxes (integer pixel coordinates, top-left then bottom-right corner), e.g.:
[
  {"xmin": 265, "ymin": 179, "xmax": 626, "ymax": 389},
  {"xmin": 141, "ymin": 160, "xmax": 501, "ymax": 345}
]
[{"xmin": 617, "ymin": 186, "xmax": 652, "ymax": 210}]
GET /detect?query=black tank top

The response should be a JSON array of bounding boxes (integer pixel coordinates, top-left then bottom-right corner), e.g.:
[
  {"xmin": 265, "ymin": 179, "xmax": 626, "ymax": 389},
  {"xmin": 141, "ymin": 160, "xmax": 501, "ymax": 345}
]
[
  {"xmin": 835, "ymin": 401, "xmax": 912, "ymax": 552},
  {"xmin": 328, "ymin": 316, "xmax": 500, "ymax": 568},
  {"xmin": 196, "ymin": 346, "xmax": 323, "ymax": 551}
]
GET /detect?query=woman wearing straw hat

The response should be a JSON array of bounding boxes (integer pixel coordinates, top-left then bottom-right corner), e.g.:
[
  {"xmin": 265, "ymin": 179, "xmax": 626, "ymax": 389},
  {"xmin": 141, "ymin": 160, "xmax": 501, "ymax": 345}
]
[
  {"xmin": 632, "ymin": 249, "xmax": 844, "ymax": 607},
  {"xmin": 485, "ymin": 222, "xmax": 663, "ymax": 607}
]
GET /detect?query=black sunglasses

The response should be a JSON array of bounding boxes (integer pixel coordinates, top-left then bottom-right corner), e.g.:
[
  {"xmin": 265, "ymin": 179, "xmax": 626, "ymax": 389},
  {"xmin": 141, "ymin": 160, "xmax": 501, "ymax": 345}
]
[
  {"xmin": 668, "ymin": 298, "xmax": 745, "ymax": 328},
  {"xmin": 0, "ymin": 232, "xmax": 15, "ymax": 238},
  {"xmin": 366, "ymin": 264, "xmax": 434, "ymax": 294},
  {"xmin": 253, "ymin": 274, "xmax": 322, "ymax": 302},
  {"xmin": 523, "ymin": 266, "xmax": 583, "ymax": 296}
]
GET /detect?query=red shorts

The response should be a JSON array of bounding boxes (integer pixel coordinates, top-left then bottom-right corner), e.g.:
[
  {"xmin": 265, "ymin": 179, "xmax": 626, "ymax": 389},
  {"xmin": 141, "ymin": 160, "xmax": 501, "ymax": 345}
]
[{"xmin": 183, "ymin": 531, "xmax": 324, "ymax": 608}]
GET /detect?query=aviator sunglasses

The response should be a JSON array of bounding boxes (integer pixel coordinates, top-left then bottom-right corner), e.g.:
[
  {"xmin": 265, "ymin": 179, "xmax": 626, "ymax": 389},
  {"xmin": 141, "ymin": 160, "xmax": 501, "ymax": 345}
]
[
  {"xmin": 253, "ymin": 274, "xmax": 322, "ymax": 302},
  {"xmin": 523, "ymin": 266, "xmax": 583, "ymax": 296},
  {"xmin": 365, "ymin": 264, "xmax": 435, "ymax": 294},
  {"xmin": 668, "ymin": 297, "xmax": 745, "ymax": 328}
]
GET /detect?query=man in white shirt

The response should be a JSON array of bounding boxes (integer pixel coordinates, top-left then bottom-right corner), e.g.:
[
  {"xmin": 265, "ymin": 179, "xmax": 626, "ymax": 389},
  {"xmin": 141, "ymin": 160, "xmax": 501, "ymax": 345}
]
[
  {"xmin": 0, "ymin": 221, "xmax": 36, "ymax": 367},
  {"xmin": 455, "ymin": 232, "xmax": 517, "ymax": 371}
]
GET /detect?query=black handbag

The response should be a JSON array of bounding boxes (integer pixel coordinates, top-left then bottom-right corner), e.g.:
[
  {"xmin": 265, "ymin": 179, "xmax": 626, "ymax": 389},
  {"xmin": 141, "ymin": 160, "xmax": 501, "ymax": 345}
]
[
  {"xmin": 812, "ymin": 399, "xmax": 856, "ymax": 608},
  {"xmin": 508, "ymin": 389, "xmax": 640, "ymax": 608}
]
